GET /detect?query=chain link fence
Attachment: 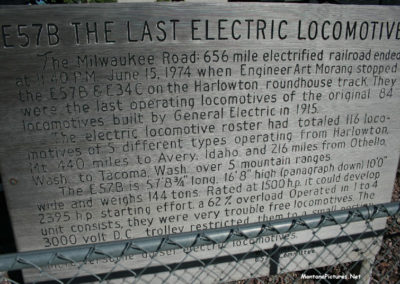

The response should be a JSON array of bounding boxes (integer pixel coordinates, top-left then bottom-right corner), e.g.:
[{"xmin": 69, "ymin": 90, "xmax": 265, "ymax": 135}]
[
  {"xmin": 0, "ymin": 1, "xmax": 399, "ymax": 284},
  {"xmin": 0, "ymin": 202, "xmax": 398, "ymax": 283}
]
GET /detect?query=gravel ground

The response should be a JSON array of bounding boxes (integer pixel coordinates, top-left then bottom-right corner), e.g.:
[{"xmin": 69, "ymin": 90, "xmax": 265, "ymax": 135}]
[{"xmin": 371, "ymin": 169, "xmax": 400, "ymax": 283}]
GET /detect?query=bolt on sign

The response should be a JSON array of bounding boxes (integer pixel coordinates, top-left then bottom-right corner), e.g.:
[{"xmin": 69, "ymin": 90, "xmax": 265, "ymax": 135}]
[{"xmin": 0, "ymin": 3, "xmax": 399, "ymax": 283}]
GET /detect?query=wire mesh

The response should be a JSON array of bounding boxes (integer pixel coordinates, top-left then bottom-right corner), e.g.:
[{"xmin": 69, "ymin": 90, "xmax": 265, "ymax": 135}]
[
  {"xmin": 0, "ymin": 0, "xmax": 399, "ymax": 283},
  {"xmin": 0, "ymin": 202, "xmax": 398, "ymax": 283}
]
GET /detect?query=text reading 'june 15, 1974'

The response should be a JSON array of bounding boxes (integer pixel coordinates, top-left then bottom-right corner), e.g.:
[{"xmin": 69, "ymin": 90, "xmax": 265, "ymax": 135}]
[{"xmin": 0, "ymin": 5, "xmax": 399, "ymax": 254}]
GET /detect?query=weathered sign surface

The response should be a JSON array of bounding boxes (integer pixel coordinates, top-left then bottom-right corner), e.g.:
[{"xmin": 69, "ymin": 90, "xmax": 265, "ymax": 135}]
[{"xmin": 0, "ymin": 3, "xmax": 399, "ymax": 282}]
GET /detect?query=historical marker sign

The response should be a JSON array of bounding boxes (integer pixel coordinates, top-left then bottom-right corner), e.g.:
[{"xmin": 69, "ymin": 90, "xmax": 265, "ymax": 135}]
[{"xmin": 0, "ymin": 3, "xmax": 399, "ymax": 282}]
